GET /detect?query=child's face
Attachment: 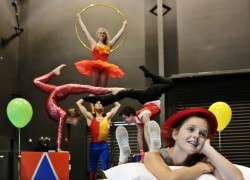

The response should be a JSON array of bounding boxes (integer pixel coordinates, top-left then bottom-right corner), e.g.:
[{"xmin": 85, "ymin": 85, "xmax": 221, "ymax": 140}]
[{"xmin": 173, "ymin": 116, "xmax": 209, "ymax": 154}]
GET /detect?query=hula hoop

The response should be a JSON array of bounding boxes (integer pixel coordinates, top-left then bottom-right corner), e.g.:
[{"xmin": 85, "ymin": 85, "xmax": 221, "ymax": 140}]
[{"xmin": 75, "ymin": 3, "xmax": 127, "ymax": 52}]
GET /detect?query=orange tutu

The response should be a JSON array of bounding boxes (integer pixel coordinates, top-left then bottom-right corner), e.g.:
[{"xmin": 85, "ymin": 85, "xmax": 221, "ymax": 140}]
[{"xmin": 75, "ymin": 60, "xmax": 125, "ymax": 78}]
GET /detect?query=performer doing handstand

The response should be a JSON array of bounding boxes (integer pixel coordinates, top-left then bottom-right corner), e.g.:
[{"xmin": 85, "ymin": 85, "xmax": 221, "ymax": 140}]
[{"xmin": 33, "ymin": 64, "xmax": 125, "ymax": 152}]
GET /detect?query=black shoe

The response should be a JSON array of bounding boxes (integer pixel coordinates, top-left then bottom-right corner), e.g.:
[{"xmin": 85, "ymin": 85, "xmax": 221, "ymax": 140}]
[{"xmin": 139, "ymin": 65, "xmax": 152, "ymax": 77}]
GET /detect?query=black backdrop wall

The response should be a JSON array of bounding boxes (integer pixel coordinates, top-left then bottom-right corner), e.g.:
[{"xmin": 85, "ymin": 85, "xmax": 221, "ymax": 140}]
[{"xmin": 0, "ymin": 0, "xmax": 250, "ymax": 179}]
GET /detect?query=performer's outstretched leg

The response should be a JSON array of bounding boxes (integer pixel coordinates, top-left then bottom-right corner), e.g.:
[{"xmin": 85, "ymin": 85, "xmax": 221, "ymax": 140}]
[
  {"xmin": 33, "ymin": 64, "xmax": 66, "ymax": 93},
  {"xmin": 83, "ymin": 66, "xmax": 174, "ymax": 106},
  {"xmin": 83, "ymin": 91, "xmax": 125, "ymax": 106},
  {"xmin": 139, "ymin": 65, "xmax": 173, "ymax": 86},
  {"xmin": 83, "ymin": 89, "xmax": 143, "ymax": 106}
]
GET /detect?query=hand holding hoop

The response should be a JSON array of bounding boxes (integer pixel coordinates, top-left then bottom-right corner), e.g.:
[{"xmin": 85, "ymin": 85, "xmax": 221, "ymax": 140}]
[{"xmin": 75, "ymin": 4, "xmax": 128, "ymax": 52}]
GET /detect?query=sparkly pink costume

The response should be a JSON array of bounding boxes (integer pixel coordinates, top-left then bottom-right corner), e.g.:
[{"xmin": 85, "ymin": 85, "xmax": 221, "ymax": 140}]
[{"xmin": 33, "ymin": 71, "xmax": 112, "ymax": 150}]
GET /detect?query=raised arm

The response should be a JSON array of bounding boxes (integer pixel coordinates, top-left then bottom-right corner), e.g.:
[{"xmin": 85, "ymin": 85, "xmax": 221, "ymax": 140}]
[
  {"xmin": 110, "ymin": 20, "xmax": 127, "ymax": 47},
  {"xmin": 137, "ymin": 125, "xmax": 144, "ymax": 153},
  {"xmin": 106, "ymin": 102, "xmax": 121, "ymax": 120},
  {"xmin": 76, "ymin": 13, "xmax": 96, "ymax": 49},
  {"xmin": 201, "ymin": 139, "xmax": 244, "ymax": 180},
  {"xmin": 76, "ymin": 99, "xmax": 93, "ymax": 126}
]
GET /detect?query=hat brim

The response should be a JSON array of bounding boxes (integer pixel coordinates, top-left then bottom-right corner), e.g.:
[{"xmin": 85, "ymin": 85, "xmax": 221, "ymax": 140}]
[{"xmin": 162, "ymin": 108, "xmax": 218, "ymax": 145}]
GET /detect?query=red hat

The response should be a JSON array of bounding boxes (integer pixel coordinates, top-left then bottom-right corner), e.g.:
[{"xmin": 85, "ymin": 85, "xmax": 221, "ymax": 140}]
[{"xmin": 162, "ymin": 108, "xmax": 218, "ymax": 146}]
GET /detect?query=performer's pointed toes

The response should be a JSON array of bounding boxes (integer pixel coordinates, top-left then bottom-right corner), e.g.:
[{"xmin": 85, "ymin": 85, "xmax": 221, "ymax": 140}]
[{"xmin": 139, "ymin": 65, "xmax": 151, "ymax": 77}]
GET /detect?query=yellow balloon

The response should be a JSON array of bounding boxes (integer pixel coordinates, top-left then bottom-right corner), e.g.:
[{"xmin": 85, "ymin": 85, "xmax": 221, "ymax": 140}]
[{"xmin": 208, "ymin": 102, "xmax": 232, "ymax": 132}]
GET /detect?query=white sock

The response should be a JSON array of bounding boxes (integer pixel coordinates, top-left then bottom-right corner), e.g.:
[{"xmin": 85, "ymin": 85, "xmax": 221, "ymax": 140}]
[
  {"xmin": 116, "ymin": 126, "xmax": 131, "ymax": 164},
  {"xmin": 148, "ymin": 120, "xmax": 161, "ymax": 152}
]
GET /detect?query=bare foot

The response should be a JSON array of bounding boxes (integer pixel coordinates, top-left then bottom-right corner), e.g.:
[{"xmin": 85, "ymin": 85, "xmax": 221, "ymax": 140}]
[
  {"xmin": 111, "ymin": 88, "xmax": 126, "ymax": 95},
  {"xmin": 53, "ymin": 64, "xmax": 66, "ymax": 76}
]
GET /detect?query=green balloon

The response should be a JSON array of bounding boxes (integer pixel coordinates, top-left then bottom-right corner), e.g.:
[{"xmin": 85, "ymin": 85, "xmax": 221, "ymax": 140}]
[{"xmin": 7, "ymin": 98, "xmax": 33, "ymax": 128}]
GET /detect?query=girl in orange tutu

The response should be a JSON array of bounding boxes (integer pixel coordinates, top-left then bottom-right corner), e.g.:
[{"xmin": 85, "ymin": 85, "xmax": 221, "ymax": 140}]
[{"xmin": 75, "ymin": 13, "xmax": 127, "ymax": 87}]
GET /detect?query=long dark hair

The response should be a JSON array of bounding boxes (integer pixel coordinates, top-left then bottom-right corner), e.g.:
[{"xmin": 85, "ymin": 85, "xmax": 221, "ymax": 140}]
[{"xmin": 164, "ymin": 114, "xmax": 211, "ymax": 166}]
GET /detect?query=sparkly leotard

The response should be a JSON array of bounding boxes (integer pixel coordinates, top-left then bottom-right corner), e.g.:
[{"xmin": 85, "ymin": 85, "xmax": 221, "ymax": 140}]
[{"xmin": 33, "ymin": 71, "xmax": 112, "ymax": 150}]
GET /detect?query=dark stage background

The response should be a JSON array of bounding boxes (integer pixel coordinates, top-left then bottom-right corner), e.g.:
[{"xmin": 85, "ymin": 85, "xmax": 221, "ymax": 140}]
[{"xmin": 0, "ymin": 0, "xmax": 250, "ymax": 179}]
